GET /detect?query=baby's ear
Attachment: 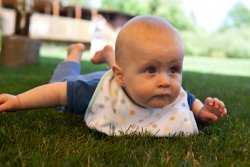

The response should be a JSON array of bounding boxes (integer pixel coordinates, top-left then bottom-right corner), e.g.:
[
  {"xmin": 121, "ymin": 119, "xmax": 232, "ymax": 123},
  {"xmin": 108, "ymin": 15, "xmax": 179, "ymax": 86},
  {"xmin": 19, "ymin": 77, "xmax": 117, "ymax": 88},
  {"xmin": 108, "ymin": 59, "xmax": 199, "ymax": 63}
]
[{"xmin": 112, "ymin": 64, "xmax": 125, "ymax": 87}]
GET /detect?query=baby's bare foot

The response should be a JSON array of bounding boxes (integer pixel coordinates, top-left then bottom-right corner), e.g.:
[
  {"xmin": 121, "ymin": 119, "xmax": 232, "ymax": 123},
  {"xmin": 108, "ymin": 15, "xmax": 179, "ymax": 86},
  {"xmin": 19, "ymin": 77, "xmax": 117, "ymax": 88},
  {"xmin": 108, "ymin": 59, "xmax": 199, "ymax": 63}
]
[
  {"xmin": 91, "ymin": 45, "xmax": 115, "ymax": 67},
  {"xmin": 65, "ymin": 43, "xmax": 85, "ymax": 63}
]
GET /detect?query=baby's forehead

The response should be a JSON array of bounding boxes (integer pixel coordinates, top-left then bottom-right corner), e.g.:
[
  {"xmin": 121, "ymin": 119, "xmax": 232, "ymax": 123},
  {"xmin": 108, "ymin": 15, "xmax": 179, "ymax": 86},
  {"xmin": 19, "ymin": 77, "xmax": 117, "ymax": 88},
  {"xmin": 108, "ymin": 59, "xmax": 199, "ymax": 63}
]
[
  {"xmin": 116, "ymin": 16, "xmax": 183, "ymax": 64},
  {"xmin": 139, "ymin": 51, "xmax": 183, "ymax": 63}
]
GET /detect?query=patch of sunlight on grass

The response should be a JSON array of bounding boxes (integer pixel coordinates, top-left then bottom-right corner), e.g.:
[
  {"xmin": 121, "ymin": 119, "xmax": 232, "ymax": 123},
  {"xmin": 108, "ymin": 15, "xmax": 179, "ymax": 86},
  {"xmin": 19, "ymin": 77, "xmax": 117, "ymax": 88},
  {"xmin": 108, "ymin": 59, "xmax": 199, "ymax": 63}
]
[
  {"xmin": 40, "ymin": 44, "xmax": 250, "ymax": 77},
  {"xmin": 40, "ymin": 43, "xmax": 93, "ymax": 60},
  {"xmin": 184, "ymin": 56, "xmax": 250, "ymax": 77},
  {"xmin": 40, "ymin": 43, "xmax": 67, "ymax": 59}
]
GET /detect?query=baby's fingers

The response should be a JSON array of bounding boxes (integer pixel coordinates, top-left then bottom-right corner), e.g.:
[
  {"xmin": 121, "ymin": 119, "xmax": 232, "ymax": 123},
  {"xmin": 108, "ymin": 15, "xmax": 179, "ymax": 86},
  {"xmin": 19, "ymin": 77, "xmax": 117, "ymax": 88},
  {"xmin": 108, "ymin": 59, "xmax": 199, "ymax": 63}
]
[
  {"xmin": 0, "ymin": 94, "xmax": 4, "ymax": 104},
  {"xmin": 199, "ymin": 110, "xmax": 218, "ymax": 125},
  {"xmin": 205, "ymin": 97, "xmax": 226, "ymax": 118},
  {"xmin": 214, "ymin": 98, "xmax": 226, "ymax": 116},
  {"xmin": 221, "ymin": 107, "xmax": 227, "ymax": 117},
  {"xmin": 0, "ymin": 103, "xmax": 7, "ymax": 112},
  {"xmin": 0, "ymin": 95, "xmax": 7, "ymax": 112}
]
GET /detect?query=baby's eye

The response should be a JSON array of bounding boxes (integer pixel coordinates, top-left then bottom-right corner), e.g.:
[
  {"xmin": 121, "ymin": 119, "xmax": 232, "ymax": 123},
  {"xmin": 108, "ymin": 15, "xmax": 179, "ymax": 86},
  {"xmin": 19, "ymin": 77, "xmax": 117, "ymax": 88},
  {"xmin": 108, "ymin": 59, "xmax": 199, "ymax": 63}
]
[
  {"xmin": 146, "ymin": 67, "xmax": 156, "ymax": 73},
  {"xmin": 168, "ymin": 67, "xmax": 177, "ymax": 73}
]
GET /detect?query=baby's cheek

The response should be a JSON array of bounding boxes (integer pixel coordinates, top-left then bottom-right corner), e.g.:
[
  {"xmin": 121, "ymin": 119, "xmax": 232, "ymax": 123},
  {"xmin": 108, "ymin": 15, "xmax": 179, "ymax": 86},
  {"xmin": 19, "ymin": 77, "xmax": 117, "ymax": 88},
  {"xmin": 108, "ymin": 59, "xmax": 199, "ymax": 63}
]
[
  {"xmin": 139, "ymin": 86, "xmax": 153, "ymax": 96},
  {"xmin": 169, "ymin": 84, "xmax": 181, "ymax": 102},
  {"xmin": 132, "ymin": 87, "xmax": 151, "ymax": 101}
]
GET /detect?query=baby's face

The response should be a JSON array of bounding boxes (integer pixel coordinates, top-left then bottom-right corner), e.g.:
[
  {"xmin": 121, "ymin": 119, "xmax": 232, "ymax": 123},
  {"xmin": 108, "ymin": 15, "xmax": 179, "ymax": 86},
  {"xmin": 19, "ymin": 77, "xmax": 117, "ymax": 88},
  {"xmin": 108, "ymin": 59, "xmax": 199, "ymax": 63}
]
[{"xmin": 120, "ymin": 34, "xmax": 183, "ymax": 109}]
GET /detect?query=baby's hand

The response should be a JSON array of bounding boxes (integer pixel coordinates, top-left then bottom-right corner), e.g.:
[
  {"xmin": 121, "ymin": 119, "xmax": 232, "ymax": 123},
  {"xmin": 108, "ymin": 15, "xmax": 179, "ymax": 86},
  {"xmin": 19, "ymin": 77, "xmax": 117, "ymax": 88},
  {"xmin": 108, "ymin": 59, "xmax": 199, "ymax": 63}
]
[
  {"xmin": 197, "ymin": 97, "xmax": 227, "ymax": 125},
  {"xmin": 0, "ymin": 94, "xmax": 21, "ymax": 112}
]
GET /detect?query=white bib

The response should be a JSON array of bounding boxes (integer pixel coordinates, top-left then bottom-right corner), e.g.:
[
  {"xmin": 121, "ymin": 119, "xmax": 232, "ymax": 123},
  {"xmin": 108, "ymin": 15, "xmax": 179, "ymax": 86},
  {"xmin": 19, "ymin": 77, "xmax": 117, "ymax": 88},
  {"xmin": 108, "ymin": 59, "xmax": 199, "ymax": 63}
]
[{"xmin": 85, "ymin": 70, "xmax": 198, "ymax": 137}]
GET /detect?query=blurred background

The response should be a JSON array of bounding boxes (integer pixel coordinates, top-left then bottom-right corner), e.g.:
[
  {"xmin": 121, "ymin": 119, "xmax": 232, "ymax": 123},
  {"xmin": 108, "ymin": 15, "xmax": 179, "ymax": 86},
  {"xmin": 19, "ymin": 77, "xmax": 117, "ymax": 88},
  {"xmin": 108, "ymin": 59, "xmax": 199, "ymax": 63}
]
[
  {"xmin": 0, "ymin": 0, "xmax": 250, "ymax": 72},
  {"xmin": 100, "ymin": 0, "xmax": 250, "ymax": 59}
]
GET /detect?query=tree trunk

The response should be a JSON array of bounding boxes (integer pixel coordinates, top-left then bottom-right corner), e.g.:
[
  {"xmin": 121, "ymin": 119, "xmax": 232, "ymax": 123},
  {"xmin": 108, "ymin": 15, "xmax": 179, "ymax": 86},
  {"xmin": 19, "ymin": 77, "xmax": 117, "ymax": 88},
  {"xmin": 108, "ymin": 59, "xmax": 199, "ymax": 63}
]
[{"xmin": 0, "ymin": 35, "xmax": 41, "ymax": 67}]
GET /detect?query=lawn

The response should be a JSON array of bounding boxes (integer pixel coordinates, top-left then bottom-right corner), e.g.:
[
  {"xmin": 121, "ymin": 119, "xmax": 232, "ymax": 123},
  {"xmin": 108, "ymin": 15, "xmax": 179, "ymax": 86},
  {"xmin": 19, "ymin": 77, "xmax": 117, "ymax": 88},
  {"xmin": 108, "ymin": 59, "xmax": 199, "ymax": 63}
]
[{"xmin": 0, "ymin": 47, "xmax": 249, "ymax": 166}]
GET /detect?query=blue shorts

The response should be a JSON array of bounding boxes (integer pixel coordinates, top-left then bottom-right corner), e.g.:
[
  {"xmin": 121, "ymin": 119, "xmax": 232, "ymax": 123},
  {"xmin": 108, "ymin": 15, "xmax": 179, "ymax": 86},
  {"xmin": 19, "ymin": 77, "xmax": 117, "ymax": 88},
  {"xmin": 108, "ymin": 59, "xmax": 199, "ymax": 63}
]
[{"xmin": 49, "ymin": 61, "xmax": 106, "ymax": 115}]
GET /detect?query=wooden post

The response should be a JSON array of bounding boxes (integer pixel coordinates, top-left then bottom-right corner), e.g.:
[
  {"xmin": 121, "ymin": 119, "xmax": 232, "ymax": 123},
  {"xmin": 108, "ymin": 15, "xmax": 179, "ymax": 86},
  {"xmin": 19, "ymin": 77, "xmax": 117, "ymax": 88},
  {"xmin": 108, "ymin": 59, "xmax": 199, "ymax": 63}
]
[
  {"xmin": 75, "ymin": 5, "xmax": 82, "ymax": 19},
  {"xmin": 15, "ymin": 0, "xmax": 33, "ymax": 36},
  {"xmin": 43, "ymin": 1, "xmax": 52, "ymax": 14},
  {"xmin": 52, "ymin": 0, "xmax": 59, "ymax": 16}
]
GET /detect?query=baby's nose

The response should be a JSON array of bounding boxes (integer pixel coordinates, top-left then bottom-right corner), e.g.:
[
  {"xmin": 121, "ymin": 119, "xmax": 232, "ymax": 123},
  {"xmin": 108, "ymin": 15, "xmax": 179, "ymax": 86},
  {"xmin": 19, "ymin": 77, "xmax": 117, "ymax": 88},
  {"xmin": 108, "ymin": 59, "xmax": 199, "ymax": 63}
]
[{"xmin": 157, "ymin": 73, "xmax": 170, "ymax": 88}]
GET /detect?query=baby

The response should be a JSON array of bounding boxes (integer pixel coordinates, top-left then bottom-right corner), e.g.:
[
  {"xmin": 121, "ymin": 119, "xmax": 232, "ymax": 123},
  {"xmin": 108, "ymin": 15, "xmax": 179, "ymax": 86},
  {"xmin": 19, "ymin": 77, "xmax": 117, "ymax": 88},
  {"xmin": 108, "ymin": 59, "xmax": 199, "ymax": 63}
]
[{"xmin": 0, "ymin": 16, "xmax": 227, "ymax": 137}]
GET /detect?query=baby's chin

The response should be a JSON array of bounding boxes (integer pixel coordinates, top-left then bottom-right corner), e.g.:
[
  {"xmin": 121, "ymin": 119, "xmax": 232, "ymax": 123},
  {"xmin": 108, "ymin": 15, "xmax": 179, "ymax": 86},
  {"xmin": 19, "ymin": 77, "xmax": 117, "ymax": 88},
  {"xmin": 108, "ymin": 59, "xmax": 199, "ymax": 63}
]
[
  {"xmin": 130, "ymin": 95, "xmax": 174, "ymax": 109},
  {"xmin": 141, "ymin": 101, "xmax": 172, "ymax": 109}
]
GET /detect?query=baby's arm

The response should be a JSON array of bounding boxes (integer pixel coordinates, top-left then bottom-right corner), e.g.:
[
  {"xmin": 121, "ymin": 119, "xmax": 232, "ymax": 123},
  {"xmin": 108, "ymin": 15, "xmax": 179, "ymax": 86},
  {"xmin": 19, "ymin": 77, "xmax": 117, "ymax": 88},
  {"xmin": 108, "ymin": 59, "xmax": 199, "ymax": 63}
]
[
  {"xmin": 192, "ymin": 97, "xmax": 227, "ymax": 125},
  {"xmin": 0, "ymin": 82, "xmax": 67, "ymax": 112}
]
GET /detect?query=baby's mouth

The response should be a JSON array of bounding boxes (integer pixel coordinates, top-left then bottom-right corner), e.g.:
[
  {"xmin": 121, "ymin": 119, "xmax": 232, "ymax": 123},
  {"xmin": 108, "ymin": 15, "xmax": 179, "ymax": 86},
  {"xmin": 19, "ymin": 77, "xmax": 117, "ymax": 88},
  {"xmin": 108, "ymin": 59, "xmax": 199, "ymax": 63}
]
[{"xmin": 153, "ymin": 94, "xmax": 170, "ymax": 99}]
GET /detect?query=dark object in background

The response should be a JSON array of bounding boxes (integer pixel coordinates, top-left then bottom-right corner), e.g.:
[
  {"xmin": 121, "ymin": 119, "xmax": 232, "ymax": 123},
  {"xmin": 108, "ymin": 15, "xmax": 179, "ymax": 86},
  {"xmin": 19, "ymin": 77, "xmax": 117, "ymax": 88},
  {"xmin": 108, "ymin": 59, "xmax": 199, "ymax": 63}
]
[{"xmin": 0, "ymin": 35, "xmax": 41, "ymax": 67}]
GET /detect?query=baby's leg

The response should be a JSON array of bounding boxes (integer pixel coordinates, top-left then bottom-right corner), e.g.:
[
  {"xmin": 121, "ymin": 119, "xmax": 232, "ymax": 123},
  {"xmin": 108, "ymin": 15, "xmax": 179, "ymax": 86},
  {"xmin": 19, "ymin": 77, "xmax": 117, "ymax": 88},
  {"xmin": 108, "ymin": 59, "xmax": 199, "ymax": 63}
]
[
  {"xmin": 49, "ymin": 43, "xmax": 85, "ymax": 83},
  {"xmin": 65, "ymin": 43, "xmax": 85, "ymax": 63},
  {"xmin": 91, "ymin": 45, "xmax": 115, "ymax": 68}
]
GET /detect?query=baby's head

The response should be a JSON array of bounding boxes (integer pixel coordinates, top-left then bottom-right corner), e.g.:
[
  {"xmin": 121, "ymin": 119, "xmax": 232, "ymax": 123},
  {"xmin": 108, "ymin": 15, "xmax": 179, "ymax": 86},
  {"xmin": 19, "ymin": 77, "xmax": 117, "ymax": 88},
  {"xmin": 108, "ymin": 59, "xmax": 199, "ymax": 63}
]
[{"xmin": 112, "ymin": 16, "xmax": 184, "ymax": 109}]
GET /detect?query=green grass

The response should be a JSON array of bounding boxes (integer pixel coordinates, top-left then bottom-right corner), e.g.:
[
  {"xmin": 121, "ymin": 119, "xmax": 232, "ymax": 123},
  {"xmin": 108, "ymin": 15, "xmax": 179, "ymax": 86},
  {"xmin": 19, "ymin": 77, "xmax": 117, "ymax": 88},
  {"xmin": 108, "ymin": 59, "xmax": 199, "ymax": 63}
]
[
  {"xmin": 0, "ymin": 52, "xmax": 249, "ymax": 166},
  {"xmin": 184, "ymin": 56, "xmax": 250, "ymax": 77}
]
